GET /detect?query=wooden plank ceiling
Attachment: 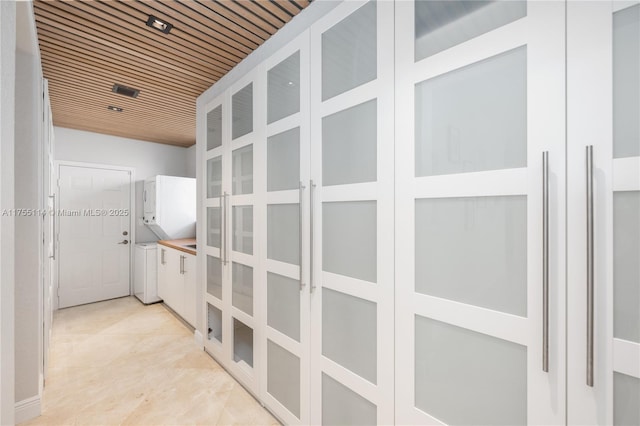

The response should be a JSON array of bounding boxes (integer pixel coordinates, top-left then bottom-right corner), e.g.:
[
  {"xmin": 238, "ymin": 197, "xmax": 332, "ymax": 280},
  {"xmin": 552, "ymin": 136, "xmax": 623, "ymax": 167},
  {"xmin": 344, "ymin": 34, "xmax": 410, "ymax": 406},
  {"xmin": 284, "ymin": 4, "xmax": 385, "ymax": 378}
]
[{"xmin": 33, "ymin": 0, "xmax": 310, "ymax": 147}]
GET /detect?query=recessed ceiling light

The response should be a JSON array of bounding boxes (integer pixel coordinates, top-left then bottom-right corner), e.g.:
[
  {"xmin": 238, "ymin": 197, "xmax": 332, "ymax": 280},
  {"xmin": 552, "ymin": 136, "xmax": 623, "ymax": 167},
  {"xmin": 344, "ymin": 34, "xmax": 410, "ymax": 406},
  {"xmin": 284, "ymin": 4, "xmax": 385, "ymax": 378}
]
[
  {"xmin": 107, "ymin": 106, "xmax": 123, "ymax": 112},
  {"xmin": 146, "ymin": 15, "xmax": 173, "ymax": 34},
  {"xmin": 112, "ymin": 83, "xmax": 140, "ymax": 98}
]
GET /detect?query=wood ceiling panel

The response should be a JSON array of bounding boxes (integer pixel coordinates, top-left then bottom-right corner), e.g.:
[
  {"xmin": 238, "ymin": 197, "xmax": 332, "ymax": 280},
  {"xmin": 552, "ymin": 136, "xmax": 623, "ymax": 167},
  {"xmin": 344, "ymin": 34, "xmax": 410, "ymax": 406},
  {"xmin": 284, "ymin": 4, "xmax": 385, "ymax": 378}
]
[{"xmin": 33, "ymin": 0, "xmax": 309, "ymax": 146}]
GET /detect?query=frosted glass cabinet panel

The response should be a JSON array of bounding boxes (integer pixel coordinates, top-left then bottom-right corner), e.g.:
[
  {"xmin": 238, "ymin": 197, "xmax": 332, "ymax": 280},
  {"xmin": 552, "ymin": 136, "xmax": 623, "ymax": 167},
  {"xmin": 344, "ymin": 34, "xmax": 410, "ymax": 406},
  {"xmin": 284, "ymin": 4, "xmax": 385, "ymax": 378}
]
[
  {"xmin": 207, "ymin": 255, "xmax": 222, "ymax": 300},
  {"xmin": 267, "ymin": 340, "xmax": 301, "ymax": 418},
  {"xmin": 323, "ymin": 201, "xmax": 377, "ymax": 283},
  {"xmin": 613, "ymin": 191, "xmax": 640, "ymax": 343},
  {"xmin": 322, "ymin": 373, "xmax": 377, "ymax": 425},
  {"xmin": 232, "ymin": 206, "xmax": 253, "ymax": 255},
  {"xmin": 415, "ymin": 0, "xmax": 527, "ymax": 62},
  {"xmin": 206, "ymin": 105, "xmax": 222, "ymax": 151},
  {"xmin": 206, "ymin": 207, "xmax": 220, "ymax": 248},
  {"xmin": 267, "ymin": 204, "xmax": 300, "ymax": 265},
  {"xmin": 415, "ymin": 196, "xmax": 527, "ymax": 316},
  {"xmin": 233, "ymin": 318, "xmax": 253, "ymax": 368},
  {"xmin": 613, "ymin": 4, "xmax": 640, "ymax": 158},
  {"xmin": 267, "ymin": 128, "xmax": 300, "ymax": 192},
  {"xmin": 232, "ymin": 83, "xmax": 253, "ymax": 139},
  {"xmin": 415, "ymin": 47, "xmax": 527, "ymax": 177},
  {"xmin": 207, "ymin": 303, "xmax": 223, "ymax": 344},
  {"xmin": 267, "ymin": 272, "xmax": 301, "ymax": 342},
  {"xmin": 322, "ymin": 288, "xmax": 377, "ymax": 384},
  {"xmin": 207, "ymin": 156, "xmax": 222, "ymax": 198},
  {"xmin": 268, "ymin": 51, "xmax": 300, "ymax": 124},
  {"xmin": 321, "ymin": 1, "xmax": 377, "ymax": 101},
  {"xmin": 614, "ymin": 372, "xmax": 640, "ymax": 426},
  {"xmin": 232, "ymin": 262, "xmax": 253, "ymax": 316},
  {"xmin": 322, "ymin": 100, "xmax": 377, "ymax": 186},
  {"xmin": 232, "ymin": 145, "xmax": 253, "ymax": 195},
  {"xmin": 415, "ymin": 316, "xmax": 527, "ymax": 425}
]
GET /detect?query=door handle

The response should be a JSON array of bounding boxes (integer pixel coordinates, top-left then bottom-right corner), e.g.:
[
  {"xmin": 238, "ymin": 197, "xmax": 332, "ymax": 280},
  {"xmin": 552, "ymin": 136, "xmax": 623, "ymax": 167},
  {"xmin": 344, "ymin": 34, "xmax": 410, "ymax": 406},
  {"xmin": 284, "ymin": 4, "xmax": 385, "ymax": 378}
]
[
  {"xmin": 180, "ymin": 255, "xmax": 185, "ymax": 275},
  {"xmin": 161, "ymin": 248, "xmax": 166, "ymax": 265},
  {"xmin": 310, "ymin": 180, "xmax": 317, "ymax": 293},
  {"xmin": 49, "ymin": 194, "xmax": 56, "ymax": 260},
  {"xmin": 299, "ymin": 181, "xmax": 306, "ymax": 291},
  {"xmin": 118, "ymin": 240, "xmax": 129, "ymax": 245},
  {"xmin": 586, "ymin": 145, "xmax": 595, "ymax": 387},
  {"xmin": 542, "ymin": 151, "xmax": 549, "ymax": 373}
]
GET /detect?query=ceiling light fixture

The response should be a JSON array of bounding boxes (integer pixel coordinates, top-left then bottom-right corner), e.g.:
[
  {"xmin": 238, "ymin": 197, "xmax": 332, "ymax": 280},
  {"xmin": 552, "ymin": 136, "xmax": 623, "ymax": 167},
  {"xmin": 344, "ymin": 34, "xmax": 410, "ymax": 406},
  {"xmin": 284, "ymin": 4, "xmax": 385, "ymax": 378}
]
[
  {"xmin": 107, "ymin": 106, "xmax": 123, "ymax": 112},
  {"xmin": 146, "ymin": 15, "xmax": 173, "ymax": 34},
  {"xmin": 112, "ymin": 83, "xmax": 140, "ymax": 98}
]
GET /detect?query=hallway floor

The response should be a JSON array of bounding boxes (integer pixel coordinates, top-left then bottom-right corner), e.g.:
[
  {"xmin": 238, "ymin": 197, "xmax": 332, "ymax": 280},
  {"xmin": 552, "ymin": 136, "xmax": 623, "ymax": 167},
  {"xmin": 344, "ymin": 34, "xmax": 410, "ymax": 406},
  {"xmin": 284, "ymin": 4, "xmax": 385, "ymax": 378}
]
[{"xmin": 23, "ymin": 297, "xmax": 279, "ymax": 425}]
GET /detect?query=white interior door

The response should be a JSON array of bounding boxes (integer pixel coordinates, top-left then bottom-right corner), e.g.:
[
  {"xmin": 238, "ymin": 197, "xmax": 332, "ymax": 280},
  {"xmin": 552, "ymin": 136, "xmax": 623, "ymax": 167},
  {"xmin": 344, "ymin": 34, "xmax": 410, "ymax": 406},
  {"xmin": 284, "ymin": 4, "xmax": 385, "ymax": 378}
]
[
  {"xmin": 58, "ymin": 164, "xmax": 132, "ymax": 309},
  {"xmin": 395, "ymin": 1, "xmax": 567, "ymax": 424},
  {"xmin": 567, "ymin": 2, "xmax": 640, "ymax": 424},
  {"xmin": 309, "ymin": 1, "xmax": 395, "ymax": 424}
]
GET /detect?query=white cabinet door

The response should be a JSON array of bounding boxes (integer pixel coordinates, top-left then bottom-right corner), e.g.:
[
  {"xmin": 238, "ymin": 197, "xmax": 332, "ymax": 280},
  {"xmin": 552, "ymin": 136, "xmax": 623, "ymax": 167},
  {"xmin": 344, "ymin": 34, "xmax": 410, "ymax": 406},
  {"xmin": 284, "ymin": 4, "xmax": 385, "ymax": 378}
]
[
  {"xmin": 309, "ymin": 1, "xmax": 395, "ymax": 424},
  {"xmin": 567, "ymin": 2, "xmax": 640, "ymax": 424},
  {"xmin": 203, "ymin": 93, "xmax": 228, "ymax": 360},
  {"xmin": 395, "ymin": 1, "xmax": 566, "ymax": 424},
  {"xmin": 259, "ymin": 32, "xmax": 311, "ymax": 426},
  {"xmin": 183, "ymin": 253, "xmax": 196, "ymax": 327}
]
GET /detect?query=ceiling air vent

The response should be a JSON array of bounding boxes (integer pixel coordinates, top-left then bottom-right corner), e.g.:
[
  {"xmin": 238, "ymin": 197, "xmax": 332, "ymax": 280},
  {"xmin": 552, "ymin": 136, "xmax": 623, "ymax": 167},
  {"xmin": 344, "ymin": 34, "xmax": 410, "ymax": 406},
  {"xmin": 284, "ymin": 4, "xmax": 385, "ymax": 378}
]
[{"xmin": 112, "ymin": 84, "xmax": 140, "ymax": 98}]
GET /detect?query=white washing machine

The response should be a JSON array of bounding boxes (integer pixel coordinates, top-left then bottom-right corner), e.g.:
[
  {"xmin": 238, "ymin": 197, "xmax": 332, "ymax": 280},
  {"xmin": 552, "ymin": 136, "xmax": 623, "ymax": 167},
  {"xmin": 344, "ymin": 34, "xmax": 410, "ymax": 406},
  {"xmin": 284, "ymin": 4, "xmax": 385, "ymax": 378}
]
[{"xmin": 134, "ymin": 243, "xmax": 161, "ymax": 304}]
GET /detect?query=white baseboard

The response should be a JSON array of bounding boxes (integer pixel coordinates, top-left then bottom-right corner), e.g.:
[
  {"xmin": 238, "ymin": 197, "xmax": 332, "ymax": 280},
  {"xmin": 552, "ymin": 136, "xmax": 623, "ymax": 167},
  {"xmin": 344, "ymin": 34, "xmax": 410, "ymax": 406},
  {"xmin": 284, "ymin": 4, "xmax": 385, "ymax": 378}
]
[
  {"xmin": 194, "ymin": 329, "xmax": 204, "ymax": 348},
  {"xmin": 15, "ymin": 395, "xmax": 40, "ymax": 424}
]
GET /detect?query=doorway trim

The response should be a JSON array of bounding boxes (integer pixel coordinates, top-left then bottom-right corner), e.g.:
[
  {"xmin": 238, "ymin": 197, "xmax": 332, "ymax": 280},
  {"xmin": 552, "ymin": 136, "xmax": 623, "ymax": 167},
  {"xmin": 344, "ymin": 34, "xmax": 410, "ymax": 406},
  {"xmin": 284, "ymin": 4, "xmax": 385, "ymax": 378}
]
[{"xmin": 53, "ymin": 160, "xmax": 136, "ymax": 310}]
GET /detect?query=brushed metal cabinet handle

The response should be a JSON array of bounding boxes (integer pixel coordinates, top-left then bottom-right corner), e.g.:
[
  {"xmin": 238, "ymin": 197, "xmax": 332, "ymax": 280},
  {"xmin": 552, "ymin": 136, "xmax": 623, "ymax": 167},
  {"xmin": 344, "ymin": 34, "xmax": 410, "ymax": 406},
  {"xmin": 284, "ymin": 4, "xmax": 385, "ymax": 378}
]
[
  {"xmin": 223, "ymin": 192, "xmax": 229, "ymax": 265},
  {"xmin": 586, "ymin": 145, "xmax": 595, "ymax": 387},
  {"xmin": 299, "ymin": 182, "xmax": 306, "ymax": 291},
  {"xmin": 49, "ymin": 194, "xmax": 56, "ymax": 260},
  {"xmin": 161, "ymin": 248, "xmax": 166, "ymax": 265},
  {"xmin": 310, "ymin": 180, "xmax": 317, "ymax": 293},
  {"xmin": 542, "ymin": 151, "xmax": 549, "ymax": 373}
]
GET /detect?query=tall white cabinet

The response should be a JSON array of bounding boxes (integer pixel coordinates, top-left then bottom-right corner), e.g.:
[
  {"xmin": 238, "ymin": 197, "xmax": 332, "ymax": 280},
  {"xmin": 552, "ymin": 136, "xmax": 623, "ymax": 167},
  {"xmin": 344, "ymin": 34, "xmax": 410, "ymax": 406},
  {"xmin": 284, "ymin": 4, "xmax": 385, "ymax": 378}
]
[{"xmin": 197, "ymin": 1, "xmax": 639, "ymax": 425}]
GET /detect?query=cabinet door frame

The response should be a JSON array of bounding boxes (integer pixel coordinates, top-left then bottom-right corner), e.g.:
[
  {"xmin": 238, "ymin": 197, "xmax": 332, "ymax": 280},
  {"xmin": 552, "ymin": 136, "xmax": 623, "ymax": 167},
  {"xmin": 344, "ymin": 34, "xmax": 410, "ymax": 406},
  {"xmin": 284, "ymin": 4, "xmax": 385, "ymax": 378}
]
[
  {"xmin": 201, "ymin": 91, "xmax": 230, "ymax": 365},
  {"xmin": 394, "ymin": 1, "xmax": 567, "ymax": 424},
  {"xmin": 567, "ymin": 1, "xmax": 640, "ymax": 424},
  {"xmin": 258, "ymin": 30, "xmax": 312, "ymax": 426},
  {"xmin": 224, "ymin": 64, "xmax": 265, "ymax": 395},
  {"xmin": 309, "ymin": 1, "xmax": 396, "ymax": 424}
]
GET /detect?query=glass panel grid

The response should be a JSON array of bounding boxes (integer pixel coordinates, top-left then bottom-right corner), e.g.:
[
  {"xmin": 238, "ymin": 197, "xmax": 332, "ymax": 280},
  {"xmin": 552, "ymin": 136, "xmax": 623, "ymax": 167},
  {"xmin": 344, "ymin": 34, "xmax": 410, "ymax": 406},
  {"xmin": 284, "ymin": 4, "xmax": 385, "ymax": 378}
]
[
  {"xmin": 322, "ymin": 1, "xmax": 377, "ymax": 101},
  {"xmin": 233, "ymin": 318, "xmax": 254, "ymax": 368},
  {"xmin": 415, "ymin": 315, "xmax": 527, "ymax": 425},
  {"xmin": 233, "ymin": 205, "xmax": 253, "ymax": 255},
  {"xmin": 415, "ymin": 47, "xmax": 527, "ymax": 177},
  {"xmin": 322, "ymin": 287, "xmax": 377, "ymax": 384},
  {"xmin": 268, "ymin": 51, "xmax": 301, "ymax": 124},
  {"xmin": 207, "ymin": 303, "xmax": 223, "ymax": 344},
  {"xmin": 232, "ymin": 83, "xmax": 253, "ymax": 139},
  {"xmin": 415, "ymin": 1, "xmax": 527, "ymax": 62},
  {"xmin": 232, "ymin": 144, "xmax": 253, "ymax": 195},
  {"xmin": 206, "ymin": 105, "xmax": 222, "ymax": 151},
  {"xmin": 415, "ymin": 195, "xmax": 528, "ymax": 316},
  {"xmin": 322, "ymin": 99, "xmax": 377, "ymax": 187},
  {"xmin": 206, "ymin": 255, "xmax": 222, "ymax": 300},
  {"xmin": 232, "ymin": 262, "xmax": 253, "ymax": 316},
  {"xmin": 267, "ymin": 127, "xmax": 301, "ymax": 192}
]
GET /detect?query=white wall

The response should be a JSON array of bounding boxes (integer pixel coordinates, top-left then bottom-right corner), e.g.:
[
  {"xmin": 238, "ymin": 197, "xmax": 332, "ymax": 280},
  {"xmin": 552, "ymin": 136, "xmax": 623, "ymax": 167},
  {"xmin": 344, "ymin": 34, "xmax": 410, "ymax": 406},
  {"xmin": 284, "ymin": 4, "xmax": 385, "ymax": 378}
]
[
  {"xmin": 13, "ymin": 2, "xmax": 45, "ymax": 422},
  {"xmin": 0, "ymin": 1, "xmax": 16, "ymax": 424},
  {"xmin": 185, "ymin": 145, "xmax": 196, "ymax": 179},
  {"xmin": 54, "ymin": 127, "xmax": 195, "ymax": 243}
]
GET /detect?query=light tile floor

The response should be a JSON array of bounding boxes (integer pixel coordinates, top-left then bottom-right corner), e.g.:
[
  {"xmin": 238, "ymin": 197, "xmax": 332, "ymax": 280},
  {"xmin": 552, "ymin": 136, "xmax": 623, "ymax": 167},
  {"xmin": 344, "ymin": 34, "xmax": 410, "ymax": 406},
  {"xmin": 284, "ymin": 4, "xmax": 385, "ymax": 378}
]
[{"xmin": 23, "ymin": 296, "xmax": 279, "ymax": 426}]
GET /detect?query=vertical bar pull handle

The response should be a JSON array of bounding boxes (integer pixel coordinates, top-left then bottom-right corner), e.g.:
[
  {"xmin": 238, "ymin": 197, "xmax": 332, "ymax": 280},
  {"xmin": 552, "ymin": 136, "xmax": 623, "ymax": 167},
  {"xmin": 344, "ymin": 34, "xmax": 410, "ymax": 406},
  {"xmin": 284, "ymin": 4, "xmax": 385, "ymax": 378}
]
[
  {"xmin": 161, "ymin": 248, "xmax": 166, "ymax": 265},
  {"xmin": 49, "ymin": 195, "xmax": 56, "ymax": 260},
  {"xmin": 542, "ymin": 152, "xmax": 549, "ymax": 373},
  {"xmin": 219, "ymin": 194, "xmax": 224, "ymax": 263},
  {"xmin": 223, "ymin": 192, "xmax": 229, "ymax": 265},
  {"xmin": 586, "ymin": 145, "xmax": 595, "ymax": 387},
  {"xmin": 310, "ymin": 180, "xmax": 317, "ymax": 293},
  {"xmin": 299, "ymin": 182, "xmax": 306, "ymax": 291}
]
